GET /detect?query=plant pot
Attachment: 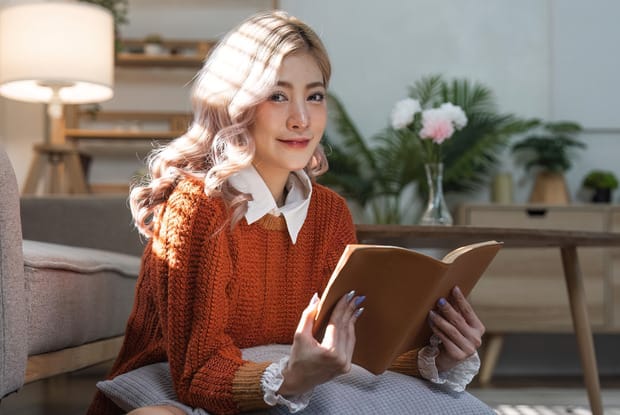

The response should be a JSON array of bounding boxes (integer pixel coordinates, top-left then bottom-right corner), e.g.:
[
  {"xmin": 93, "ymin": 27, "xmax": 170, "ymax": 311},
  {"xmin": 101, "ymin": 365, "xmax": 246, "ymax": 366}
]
[
  {"xmin": 528, "ymin": 171, "xmax": 570, "ymax": 204},
  {"xmin": 144, "ymin": 43, "xmax": 164, "ymax": 55},
  {"xmin": 591, "ymin": 188, "xmax": 612, "ymax": 203}
]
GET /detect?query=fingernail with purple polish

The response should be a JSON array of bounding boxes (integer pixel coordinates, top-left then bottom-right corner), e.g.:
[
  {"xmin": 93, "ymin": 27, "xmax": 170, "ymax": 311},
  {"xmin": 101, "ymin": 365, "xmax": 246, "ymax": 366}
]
[
  {"xmin": 310, "ymin": 293, "xmax": 319, "ymax": 305},
  {"xmin": 345, "ymin": 290, "xmax": 356, "ymax": 302},
  {"xmin": 354, "ymin": 295, "xmax": 366, "ymax": 307}
]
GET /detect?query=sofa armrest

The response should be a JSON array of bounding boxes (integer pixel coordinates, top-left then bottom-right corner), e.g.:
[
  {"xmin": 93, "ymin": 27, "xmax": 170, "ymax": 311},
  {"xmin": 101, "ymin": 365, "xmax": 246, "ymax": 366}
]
[
  {"xmin": 1, "ymin": 147, "xmax": 27, "ymax": 398},
  {"xmin": 20, "ymin": 195, "xmax": 145, "ymax": 257}
]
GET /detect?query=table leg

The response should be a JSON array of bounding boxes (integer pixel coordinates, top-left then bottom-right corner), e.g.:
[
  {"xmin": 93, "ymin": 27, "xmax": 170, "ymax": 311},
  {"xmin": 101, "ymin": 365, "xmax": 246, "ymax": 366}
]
[
  {"xmin": 560, "ymin": 246, "xmax": 603, "ymax": 415},
  {"xmin": 479, "ymin": 333, "xmax": 504, "ymax": 387},
  {"xmin": 23, "ymin": 152, "xmax": 46, "ymax": 194}
]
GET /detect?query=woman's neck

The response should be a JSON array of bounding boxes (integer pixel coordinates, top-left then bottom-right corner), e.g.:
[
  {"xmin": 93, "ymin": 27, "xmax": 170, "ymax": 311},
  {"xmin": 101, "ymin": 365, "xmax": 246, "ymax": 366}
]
[{"xmin": 253, "ymin": 164, "xmax": 290, "ymax": 207}]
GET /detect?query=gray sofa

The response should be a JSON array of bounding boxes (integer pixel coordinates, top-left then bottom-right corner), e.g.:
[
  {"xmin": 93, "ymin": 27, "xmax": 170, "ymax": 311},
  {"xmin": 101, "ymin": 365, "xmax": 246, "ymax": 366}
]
[{"xmin": 0, "ymin": 146, "xmax": 143, "ymax": 401}]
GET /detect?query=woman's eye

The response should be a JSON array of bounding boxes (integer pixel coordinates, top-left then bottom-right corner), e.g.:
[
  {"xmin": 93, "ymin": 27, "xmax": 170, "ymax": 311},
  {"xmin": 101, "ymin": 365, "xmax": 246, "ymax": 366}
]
[
  {"xmin": 269, "ymin": 92, "xmax": 287, "ymax": 102},
  {"xmin": 309, "ymin": 92, "xmax": 325, "ymax": 102}
]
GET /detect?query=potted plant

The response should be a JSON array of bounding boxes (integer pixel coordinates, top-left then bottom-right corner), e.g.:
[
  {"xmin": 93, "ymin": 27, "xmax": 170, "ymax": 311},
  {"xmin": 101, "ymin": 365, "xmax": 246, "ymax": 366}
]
[
  {"xmin": 511, "ymin": 121, "xmax": 585, "ymax": 204},
  {"xmin": 143, "ymin": 34, "xmax": 165, "ymax": 55},
  {"xmin": 320, "ymin": 75, "xmax": 536, "ymax": 224},
  {"xmin": 582, "ymin": 170, "xmax": 618, "ymax": 203}
]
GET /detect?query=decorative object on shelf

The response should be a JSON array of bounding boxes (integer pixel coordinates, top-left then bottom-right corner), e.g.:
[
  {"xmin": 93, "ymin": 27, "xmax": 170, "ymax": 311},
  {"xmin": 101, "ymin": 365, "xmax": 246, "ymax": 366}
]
[
  {"xmin": 389, "ymin": 97, "xmax": 467, "ymax": 225},
  {"xmin": 115, "ymin": 38, "xmax": 215, "ymax": 68},
  {"xmin": 582, "ymin": 170, "xmax": 618, "ymax": 203},
  {"xmin": 491, "ymin": 172, "xmax": 514, "ymax": 204},
  {"xmin": 511, "ymin": 121, "xmax": 585, "ymax": 204},
  {"xmin": 143, "ymin": 34, "xmax": 165, "ymax": 55},
  {"xmin": 0, "ymin": 1, "xmax": 114, "ymax": 195},
  {"xmin": 320, "ymin": 75, "xmax": 535, "ymax": 224}
]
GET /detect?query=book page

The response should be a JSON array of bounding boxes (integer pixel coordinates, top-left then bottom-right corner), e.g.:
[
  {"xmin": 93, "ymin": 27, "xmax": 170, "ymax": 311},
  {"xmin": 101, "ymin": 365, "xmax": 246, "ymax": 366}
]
[{"xmin": 442, "ymin": 240, "xmax": 501, "ymax": 263}]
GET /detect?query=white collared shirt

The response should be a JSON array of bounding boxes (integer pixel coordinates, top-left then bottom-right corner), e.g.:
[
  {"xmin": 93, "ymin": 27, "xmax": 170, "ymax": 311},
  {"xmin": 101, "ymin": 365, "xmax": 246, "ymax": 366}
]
[{"xmin": 228, "ymin": 165, "xmax": 312, "ymax": 244}]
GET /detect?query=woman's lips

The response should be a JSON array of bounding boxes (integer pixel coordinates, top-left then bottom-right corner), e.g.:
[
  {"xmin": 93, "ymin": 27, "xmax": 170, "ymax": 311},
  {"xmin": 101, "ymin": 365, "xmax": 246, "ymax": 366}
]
[{"xmin": 277, "ymin": 138, "xmax": 311, "ymax": 148}]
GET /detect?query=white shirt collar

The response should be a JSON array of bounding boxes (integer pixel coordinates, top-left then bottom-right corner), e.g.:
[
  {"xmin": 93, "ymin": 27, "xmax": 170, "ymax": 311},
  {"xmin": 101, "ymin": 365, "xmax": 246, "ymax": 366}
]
[{"xmin": 228, "ymin": 165, "xmax": 312, "ymax": 244}]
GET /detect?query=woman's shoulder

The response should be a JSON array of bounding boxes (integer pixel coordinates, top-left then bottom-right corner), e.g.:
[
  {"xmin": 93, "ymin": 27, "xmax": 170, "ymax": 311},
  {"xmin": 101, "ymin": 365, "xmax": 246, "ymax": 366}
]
[
  {"xmin": 312, "ymin": 182, "xmax": 346, "ymax": 204},
  {"xmin": 163, "ymin": 176, "xmax": 227, "ymax": 223},
  {"xmin": 311, "ymin": 182, "xmax": 349, "ymax": 211}
]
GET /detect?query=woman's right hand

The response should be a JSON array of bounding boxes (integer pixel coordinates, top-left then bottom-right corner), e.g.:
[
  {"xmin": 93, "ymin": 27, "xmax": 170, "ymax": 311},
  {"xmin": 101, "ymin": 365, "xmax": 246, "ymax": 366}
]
[{"xmin": 278, "ymin": 291, "xmax": 365, "ymax": 396}]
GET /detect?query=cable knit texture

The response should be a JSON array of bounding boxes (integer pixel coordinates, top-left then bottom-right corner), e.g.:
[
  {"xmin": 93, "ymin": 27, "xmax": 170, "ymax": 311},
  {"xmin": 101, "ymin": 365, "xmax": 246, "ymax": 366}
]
[{"xmin": 86, "ymin": 178, "xmax": 365, "ymax": 415}]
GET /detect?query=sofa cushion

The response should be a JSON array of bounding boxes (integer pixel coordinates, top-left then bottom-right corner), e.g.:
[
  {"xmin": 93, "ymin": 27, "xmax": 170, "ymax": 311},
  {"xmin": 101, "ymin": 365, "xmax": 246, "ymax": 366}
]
[
  {"xmin": 97, "ymin": 344, "xmax": 494, "ymax": 414},
  {"xmin": 23, "ymin": 240, "xmax": 139, "ymax": 355},
  {"xmin": 20, "ymin": 195, "xmax": 145, "ymax": 257}
]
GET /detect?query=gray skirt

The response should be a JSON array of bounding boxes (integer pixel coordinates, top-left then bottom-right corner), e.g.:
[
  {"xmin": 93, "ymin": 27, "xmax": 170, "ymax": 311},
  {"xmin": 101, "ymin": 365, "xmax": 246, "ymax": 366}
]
[{"xmin": 97, "ymin": 344, "xmax": 493, "ymax": 414}]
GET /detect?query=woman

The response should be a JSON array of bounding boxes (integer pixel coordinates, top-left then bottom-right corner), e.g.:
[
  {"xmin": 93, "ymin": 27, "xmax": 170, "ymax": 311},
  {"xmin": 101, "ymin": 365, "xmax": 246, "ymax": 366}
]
[{"xmin": 88, "ymin": 10, "xmax": 485, "ymax": 415}]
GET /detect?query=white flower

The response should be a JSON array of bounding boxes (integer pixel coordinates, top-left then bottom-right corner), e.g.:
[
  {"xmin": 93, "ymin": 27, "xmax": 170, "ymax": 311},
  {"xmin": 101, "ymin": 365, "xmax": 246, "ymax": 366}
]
[
  {"xmin": 438, "ymin": 102, "xmax": 468, "ymax": 129},
  {"xmin": 390, "ymin": 98, "xmax": 421, "ymax": 129}
]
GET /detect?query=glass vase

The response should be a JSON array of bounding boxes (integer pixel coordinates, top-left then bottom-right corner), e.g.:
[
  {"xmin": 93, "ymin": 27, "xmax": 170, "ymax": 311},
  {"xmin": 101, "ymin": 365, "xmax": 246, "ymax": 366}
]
[{"xmin": 418, "ymin": 162, "xmax": 453, "ymax": 226}]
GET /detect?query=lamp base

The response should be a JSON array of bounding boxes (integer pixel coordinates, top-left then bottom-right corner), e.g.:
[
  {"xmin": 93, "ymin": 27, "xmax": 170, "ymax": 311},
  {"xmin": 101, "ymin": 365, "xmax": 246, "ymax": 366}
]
[{"xmin": 22, "ymin": 143, "xmax": 89, "ymax": 194}]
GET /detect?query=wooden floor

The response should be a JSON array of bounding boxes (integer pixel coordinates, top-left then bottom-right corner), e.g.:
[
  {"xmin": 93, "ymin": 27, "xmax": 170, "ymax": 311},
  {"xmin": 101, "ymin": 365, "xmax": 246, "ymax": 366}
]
[{"xmin": 2, "ymin": 362, "xmax": 620, "ymax": 414}]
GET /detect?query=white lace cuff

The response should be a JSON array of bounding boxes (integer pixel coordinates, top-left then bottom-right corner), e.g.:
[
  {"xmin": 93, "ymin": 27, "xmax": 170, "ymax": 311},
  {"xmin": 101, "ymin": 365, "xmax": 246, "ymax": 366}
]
[
  {"xmin": 261, "ymin": 356, "xmax": 313, "ymax": 413},
  {"xmin": 417, "ymin": 334, "xmax": 481, "ymax": 392}
]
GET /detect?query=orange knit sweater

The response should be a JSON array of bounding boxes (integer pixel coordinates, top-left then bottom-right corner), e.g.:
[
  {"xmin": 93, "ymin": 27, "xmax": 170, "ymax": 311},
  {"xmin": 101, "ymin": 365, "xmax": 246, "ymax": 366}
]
[{"xmin": 87, "ymin": 178, "xmax": 421, "ymax": 415}]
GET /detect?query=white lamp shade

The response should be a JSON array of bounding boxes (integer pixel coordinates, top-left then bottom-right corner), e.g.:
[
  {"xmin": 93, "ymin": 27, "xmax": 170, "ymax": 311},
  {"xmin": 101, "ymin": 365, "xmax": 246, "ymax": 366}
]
[{"xmin": 0, "ymin": 1, "xmax": 114, "ymax": 104}]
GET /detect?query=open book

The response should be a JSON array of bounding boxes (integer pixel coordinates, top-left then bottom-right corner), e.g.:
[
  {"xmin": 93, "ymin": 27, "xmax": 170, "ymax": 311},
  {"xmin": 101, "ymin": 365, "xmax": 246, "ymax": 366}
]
[{"xmin": 312, "ymin": 240, "xmax": 502, "ymax": 375}]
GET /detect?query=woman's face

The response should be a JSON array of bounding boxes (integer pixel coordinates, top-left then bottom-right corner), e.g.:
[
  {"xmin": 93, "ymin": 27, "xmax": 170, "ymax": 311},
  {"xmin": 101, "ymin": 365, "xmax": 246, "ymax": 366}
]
[{"xmin": 250, "ymin": 51, "xmax": 327, "ymax": 181}]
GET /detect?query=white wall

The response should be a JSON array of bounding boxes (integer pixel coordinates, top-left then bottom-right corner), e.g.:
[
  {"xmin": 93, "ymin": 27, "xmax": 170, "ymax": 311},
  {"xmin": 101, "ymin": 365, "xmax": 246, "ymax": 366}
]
[
  {"xmin": 2, "ymin": 0, "xmax": 619, "ymax": 376},
  {"xmin": 1, "ymin": 0, "xmax": 619, "ymax": 204}
]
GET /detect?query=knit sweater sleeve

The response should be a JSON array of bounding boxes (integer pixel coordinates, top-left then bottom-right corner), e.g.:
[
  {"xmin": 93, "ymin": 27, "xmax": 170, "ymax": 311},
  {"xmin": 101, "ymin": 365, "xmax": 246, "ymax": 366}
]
[
  {"xmin": 389, "ymin": 349, "xmax": 422, "ymax": 377},
  {"xmin": 150, "ymin": 180, "xmax": 270, "ymax": 415},
  {"xmin": 318, "ymin": 186, "xmax": 358, "ymax": 281}
]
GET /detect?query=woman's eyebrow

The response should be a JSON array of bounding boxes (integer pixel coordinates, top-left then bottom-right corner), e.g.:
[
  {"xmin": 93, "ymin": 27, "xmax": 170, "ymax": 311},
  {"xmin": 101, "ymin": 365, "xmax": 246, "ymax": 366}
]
[{"xmin": 276, "ymin": 80, "xmax": 325, "ymax": 89}]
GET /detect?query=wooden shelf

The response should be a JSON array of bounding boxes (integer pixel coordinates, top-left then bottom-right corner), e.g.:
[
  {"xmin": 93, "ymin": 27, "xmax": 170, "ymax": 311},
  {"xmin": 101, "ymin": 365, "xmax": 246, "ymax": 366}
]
[
  {"xmin": 64, "ymin": 109, "xmax": 191, "ymax": 143},
  {"xmin": 116, "ymin": 53, "xmax": 204, "ymax": 68},
  {"xmin": 65, "ymin": 129, "xmax": 181, "ymax": 141},
  {"xmin": 116, "ymin": 38, "xmax": 215, "ymax": 68}
]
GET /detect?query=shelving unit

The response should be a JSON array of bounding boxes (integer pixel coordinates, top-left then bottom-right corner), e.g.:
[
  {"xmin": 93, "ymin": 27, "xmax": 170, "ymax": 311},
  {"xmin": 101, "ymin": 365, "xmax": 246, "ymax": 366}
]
[
  {"xmin": 65, "ymin": 108, "xmax": 191, "ymax": 142},
  {"xmin": 116, "ymin": 38, "xmax": 215, "ymax": 68},
  {"xmin": 60, "ymin": 0, "xmax": 278, "ymax": 194},
  {"xmin": 64, "ymin": 108, "xmax": 191, "ymax": 193}
]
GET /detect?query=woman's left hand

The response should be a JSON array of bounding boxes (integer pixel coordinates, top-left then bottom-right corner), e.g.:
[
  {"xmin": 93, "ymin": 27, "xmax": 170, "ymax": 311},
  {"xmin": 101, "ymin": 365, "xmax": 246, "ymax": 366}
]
[{"xmin": 428, "ymin": 286, "xmax": 485, "ymax": 372}]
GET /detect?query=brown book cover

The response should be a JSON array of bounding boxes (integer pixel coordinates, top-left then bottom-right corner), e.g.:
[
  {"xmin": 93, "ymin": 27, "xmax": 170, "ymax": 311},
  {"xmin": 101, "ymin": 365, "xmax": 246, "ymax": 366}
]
[{"xmin": 312, "ymin": 240, "xmax": 503, "ymax": 375}]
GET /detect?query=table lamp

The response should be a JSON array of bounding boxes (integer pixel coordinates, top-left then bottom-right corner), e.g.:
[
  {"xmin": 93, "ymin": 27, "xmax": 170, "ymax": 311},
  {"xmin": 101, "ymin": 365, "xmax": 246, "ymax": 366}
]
[{"xmin": 0, "ymin": 1, "xmax": 114, "ymax": 194}]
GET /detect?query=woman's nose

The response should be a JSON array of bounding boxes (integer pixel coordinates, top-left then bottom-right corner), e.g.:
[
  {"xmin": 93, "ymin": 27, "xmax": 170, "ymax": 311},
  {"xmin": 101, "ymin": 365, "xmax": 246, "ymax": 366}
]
[{"xmin": 287, "ymin": 103, "xmax": 309, "ymax": 130}]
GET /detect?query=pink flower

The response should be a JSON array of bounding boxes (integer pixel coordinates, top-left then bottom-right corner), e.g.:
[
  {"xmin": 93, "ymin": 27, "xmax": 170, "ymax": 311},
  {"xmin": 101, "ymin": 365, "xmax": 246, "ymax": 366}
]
[{"xmin": 419, "ymin": 109, "xmax": 455, "ymax": 144}]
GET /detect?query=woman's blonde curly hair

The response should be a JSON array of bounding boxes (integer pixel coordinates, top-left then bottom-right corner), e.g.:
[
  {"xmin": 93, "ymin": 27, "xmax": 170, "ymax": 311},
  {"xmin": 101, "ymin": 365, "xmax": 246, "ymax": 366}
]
[{"xmin": 129, "ymin": 11, "xmax": 331, "ymax": 237}]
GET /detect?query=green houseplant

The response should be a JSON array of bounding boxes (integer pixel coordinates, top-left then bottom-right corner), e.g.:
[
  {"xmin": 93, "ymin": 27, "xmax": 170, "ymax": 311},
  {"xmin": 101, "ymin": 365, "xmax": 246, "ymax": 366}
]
[
  {"xmin": 143, "ymin": 33, "xmax": 165, "ymax": 55},
  {"xmin": 582, "ymin": 170, "xmax": 618, "ymax": 203},
  {"xmin": 511, "ymin": 121, "xmax": 585, "ymax": 203},
  {"xmin": 320, "ymin": 75, "xmax": 536, "ymax": 224}
]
